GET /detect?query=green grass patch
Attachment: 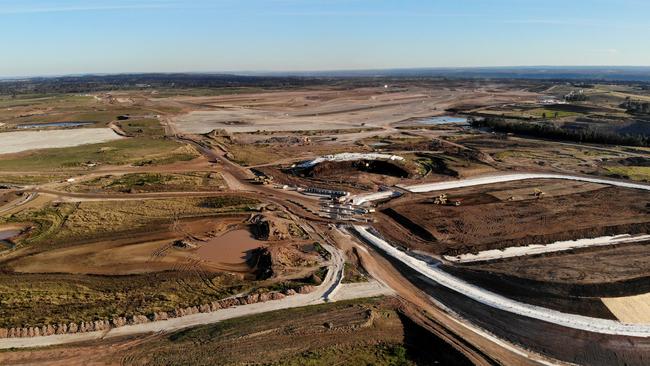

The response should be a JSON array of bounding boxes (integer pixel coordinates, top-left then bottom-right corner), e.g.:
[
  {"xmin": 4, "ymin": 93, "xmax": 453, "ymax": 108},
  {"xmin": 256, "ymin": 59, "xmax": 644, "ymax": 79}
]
[
  {"xmin": 199, "ymin": 196, "xmax": 259, "ymax": 209},
  {"xmin": 0, "ymin": 271, "xmax": 246, "ymax": 328},
  {"xmin": 69, "ymin": 172, "xmax": 225, "ymax": 194},
  {"xmin": 119, "ymin": 118, "xmax": 165, "ymax": 137},
  {"xmin": 342, "ymin": 262, "xmax": 368, "ymax": 284},
  {"xmin": 605, "ymin": 166, "xmax": 650, "ymax": 181},
  {"xmin": 0, "ymin": 138, "xmax": 198, "ymax": 172},
  {"xmin": 0, "ymin": 174, "xmax": 67, "ymax": 185},
  {"xmin": 6, "ymin": 196, "xmax": 259, "ymax": 249}
]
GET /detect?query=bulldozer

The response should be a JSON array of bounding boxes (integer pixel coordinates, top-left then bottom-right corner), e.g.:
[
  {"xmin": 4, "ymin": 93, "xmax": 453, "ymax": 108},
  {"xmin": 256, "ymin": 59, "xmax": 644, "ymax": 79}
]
[{"xmin": 533, "ymin": 188, "xmax": 545, "ymax": 199}]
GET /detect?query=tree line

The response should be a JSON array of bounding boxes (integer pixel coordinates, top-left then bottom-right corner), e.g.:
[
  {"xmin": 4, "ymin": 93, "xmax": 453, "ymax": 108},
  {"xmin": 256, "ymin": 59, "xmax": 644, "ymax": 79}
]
[
  {"xmin": 471, "ymin": 117, "xmax": 649, "ymax": 147},
  {"xmin": 621, "ymin": 99, "xmax": 650, "ymax": 115}
]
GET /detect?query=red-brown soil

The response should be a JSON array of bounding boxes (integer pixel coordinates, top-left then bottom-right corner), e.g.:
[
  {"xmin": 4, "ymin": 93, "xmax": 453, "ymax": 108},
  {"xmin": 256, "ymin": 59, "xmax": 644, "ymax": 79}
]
[{"xmin": 377, "ymin": 184, "xmax": 650, "ymax": 256}]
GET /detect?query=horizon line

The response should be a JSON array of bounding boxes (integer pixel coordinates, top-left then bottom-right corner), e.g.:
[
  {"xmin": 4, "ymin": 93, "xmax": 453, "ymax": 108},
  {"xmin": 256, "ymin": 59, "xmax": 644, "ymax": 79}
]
[{"xmin": 3, "ymin": 65, "xmax": 650, "ymax": 80}]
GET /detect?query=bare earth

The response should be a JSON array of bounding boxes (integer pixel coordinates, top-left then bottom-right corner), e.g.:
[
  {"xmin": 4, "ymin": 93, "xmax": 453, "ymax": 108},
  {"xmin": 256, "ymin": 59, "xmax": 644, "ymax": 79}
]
[
  {"xmin": 603, "ymin": 293, "xmax": 650, "ymax": 324},
  {"xmin": 171, "ymin": 87, "xmax": 540, "ymax": 133}
]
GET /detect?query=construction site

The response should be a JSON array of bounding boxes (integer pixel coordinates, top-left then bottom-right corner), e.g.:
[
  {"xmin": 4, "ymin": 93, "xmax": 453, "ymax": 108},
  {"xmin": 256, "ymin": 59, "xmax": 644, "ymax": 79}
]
[{"xmin": 0, "ymin": 75, "xmax": 649, "ymax": 365}]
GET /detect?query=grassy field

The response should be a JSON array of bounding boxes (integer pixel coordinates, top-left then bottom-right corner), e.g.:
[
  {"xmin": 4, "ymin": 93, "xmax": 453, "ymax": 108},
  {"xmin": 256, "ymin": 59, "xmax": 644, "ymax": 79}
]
[
  {"xmin": 0, "ymin": 137, "xmax": 199, "ymax": 172},
  {"xmin": 5, "ymin": 196, "xmax": 259, "ymax": 249},
  {"xmin": 0, "ymin": 298, "xmax": 471, "ymax": 365},
  {"xmin": 606, "ymin": 166, "xmax": 650, "ymax": 182},
  {"xmin": 0, "ymin": 94, "xmax": 156, "ymax": 127},
  {"xmin": 68, "ymin": 172, "xmax": 225, "ymax": 193},
  {"xmin": 109, "ymin": 298, "xmax": 463, "ymax": 366},
  {"xmin": 0, "ymin": 271, "xmax": 247, "ymax": 328},
  {"xmin": 149, "ymin": 87, "xmax": 269, "ymax": 98},
  {"xmin": 210, "ymin": 136, "xmax": 369, "ymax": 166},
  {"xmin": 479, "ymin": 107, "xmax": 579, "ymax": 119},
  {"xmin": 118, "ymin": 118, "xmax": 165, "ymax": 137},
  {"xmin": 0, "ymin": 174, "xmax": 68, "ymax": 185}
]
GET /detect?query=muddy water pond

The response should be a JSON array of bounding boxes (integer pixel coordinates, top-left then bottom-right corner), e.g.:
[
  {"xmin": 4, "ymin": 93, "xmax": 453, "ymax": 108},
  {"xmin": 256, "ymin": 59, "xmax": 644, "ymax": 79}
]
[
  {"xmin": 17, "ymin": 121, "xmax": 96, "ymax": 129},
  {"xmin": 0, "ymin": 228, "xmax": 20, "ymax": 249},
  {"xmin": 197, "ymin": 229, "xmax": 266, "ymax": 264},
  {"xmin": 415, "ymin": 116, "xmax": 468, "ymax": 125}
]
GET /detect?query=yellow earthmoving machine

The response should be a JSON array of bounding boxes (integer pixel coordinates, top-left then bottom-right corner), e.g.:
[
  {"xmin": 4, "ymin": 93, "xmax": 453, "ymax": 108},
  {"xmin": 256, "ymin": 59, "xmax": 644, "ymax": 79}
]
[
  {"xmin": 433, "ymin": 193, "xmax": 449, "ymax": 205},
  {"xmin": 533, "ymin": 188, "xmax": 545, "ymax": 199},
  {"xmin": 432, "ymin": 193, "xmax": 461, "ymax": 206}
]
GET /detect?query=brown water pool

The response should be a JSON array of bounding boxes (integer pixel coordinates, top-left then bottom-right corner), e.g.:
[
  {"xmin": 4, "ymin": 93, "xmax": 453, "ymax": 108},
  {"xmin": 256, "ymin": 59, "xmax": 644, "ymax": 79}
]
[{"xmin": 196, "ymin": 229, "xmax": 265, "ymax": 265}]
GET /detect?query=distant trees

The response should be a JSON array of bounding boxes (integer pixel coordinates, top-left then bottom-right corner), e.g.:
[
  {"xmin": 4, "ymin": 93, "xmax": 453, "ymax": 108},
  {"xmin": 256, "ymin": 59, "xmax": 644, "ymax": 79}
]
[
  {"xmin": 621, "ymin": 98, "xmax": 650, "ymax": 115},
  {"xmin": 471, "ymin": 117, "xmax": 649, "ymax": 147},
  {"xmin": 564, "ymin": 90, "xmax": 588, "ymax": 102}
]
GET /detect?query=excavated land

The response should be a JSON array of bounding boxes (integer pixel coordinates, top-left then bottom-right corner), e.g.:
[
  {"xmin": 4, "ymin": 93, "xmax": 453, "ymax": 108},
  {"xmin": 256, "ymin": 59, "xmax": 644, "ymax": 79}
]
[
  {"xmin": 376, "ymin": 180, "xmax": 650, "ymax": 256},
  {"xmin": 258, "ymin": 159, "xmax": 419, "ymax": 193},
  {"xmin": 372, "ymin": 178, "xmax": 650, "ymax": 321},
  {"xmin": 0, "ymin": 298, "xmax": 471, "ymax": 366},
  {"xmin": 3, "ymin": 80, "xmax": 650, "ymax": 362},
  {"xmin": 462, "ymin": 242, "xmax": 650, "ymax": 288},
  {"xmin": 172, "ymin": 86, "xmax": 540, "ymax": 134},
  {"xmin": 441, "ymin": 242, "xmax": 650, "ymax": 319},
  {"xmin": 0, "ymin": 194, "xmax": 326, "ymax": 331},
  {"xmin": 377, "ymin": 247, "xmax": 650, "ymax": 366}
]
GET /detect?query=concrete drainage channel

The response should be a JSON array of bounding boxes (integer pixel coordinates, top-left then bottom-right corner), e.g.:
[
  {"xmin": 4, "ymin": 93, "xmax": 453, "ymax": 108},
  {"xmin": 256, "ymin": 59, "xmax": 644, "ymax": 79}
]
[
  {"xmin": 342, "ymin": 173, "xmax": 650, "ymax": 338},
  {"xmin": 350, "ymin": 225, "xmax": 650, "ymax": 338}
]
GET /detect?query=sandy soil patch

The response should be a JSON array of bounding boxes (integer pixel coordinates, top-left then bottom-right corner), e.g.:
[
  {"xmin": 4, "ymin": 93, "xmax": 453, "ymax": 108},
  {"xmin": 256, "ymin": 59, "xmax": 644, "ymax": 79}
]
[
  {"xmin": 603, "ymin": 293, "xmax": 650, "ymax": 324},
  {"xmin": 8, "ymin": 238, "xmax": 192, "ymax": 275},
  {"xmin": 175, "ymin": 110, "xmax": 369, "ymax": 133},
  {"xmin": 0, "ymin": 129, "xmax": 123, "ymax": 155}
]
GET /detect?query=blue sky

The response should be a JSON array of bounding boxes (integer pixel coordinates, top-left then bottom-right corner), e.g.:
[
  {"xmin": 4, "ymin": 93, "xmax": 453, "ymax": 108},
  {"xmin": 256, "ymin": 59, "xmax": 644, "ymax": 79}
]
[{"xmin": 1, "ymin": 0, "xmax": 649, "ymax": 76}]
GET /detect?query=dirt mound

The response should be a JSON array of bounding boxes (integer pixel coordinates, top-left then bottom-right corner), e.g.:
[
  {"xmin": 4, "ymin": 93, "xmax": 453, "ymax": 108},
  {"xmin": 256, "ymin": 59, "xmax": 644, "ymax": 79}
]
[
  {"xmin": 431, "ymin": 138, "xmax": 495, "ymax": 166},
  {"xmin": 259, "ymin": 136, "xmax": 311, "ymax": 145},
  {"xmin": 247, "ymin": 213, "xmax": 291, "ymax": 241},
  {"xmin": 248, "ymin": 244, "xmax": 321, "ymax": 280}
]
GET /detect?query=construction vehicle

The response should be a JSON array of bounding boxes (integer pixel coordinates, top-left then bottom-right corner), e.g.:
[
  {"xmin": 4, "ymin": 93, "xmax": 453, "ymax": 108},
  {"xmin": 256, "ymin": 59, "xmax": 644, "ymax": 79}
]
[
  {"xmin": 253, "ymin": 175, "xmax": 274, "ymax": 185},
  {"xmin": 533, "ymin": 189, "xmax": 545, "ymax": 199},
  {"xmin": 432, "ymin": 193, "xmax": 462, "ymax": 206}
]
